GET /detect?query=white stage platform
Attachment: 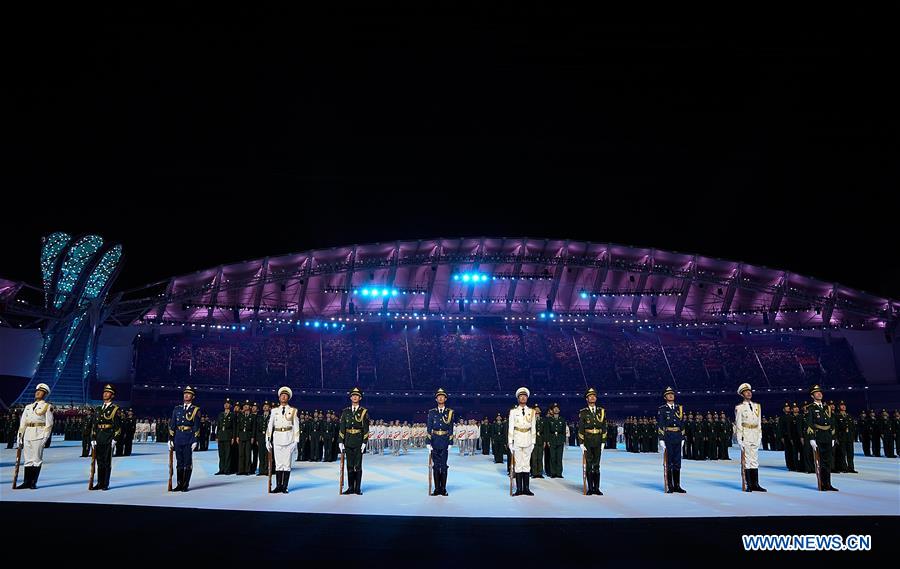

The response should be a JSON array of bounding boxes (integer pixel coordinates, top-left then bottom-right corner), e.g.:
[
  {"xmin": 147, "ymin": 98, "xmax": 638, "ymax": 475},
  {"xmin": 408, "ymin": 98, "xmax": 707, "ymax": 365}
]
[{"xmin": 2, "ymin": 440, "xmax": 897, "ymax": 518}]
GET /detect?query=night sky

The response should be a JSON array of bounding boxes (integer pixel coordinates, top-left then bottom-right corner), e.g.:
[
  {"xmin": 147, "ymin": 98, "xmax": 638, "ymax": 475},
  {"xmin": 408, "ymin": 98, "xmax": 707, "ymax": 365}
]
[{"xmin": 3, "ymin": 24, "xmax": 897, "ymax": 298}]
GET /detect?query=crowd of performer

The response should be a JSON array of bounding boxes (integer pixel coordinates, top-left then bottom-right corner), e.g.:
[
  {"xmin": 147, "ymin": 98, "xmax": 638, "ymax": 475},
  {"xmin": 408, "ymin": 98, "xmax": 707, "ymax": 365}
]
[{"xmin": 3, "ymin": 381, "xmax": 898, "ymax": 496}]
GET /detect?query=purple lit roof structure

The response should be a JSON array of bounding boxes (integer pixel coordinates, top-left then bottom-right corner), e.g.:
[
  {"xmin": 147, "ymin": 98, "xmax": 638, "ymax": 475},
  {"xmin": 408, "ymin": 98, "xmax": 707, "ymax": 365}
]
[{"xmin": 100, "ymin": 237, "xmax": 896, "ymax": 331}]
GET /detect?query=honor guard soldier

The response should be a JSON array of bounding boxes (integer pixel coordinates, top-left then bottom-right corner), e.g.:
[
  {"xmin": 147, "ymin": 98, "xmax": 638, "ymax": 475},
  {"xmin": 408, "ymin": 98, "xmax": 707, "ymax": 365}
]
[
  {"xmin": 545, "ymin": 403, "xmax": 566, "ymax": 477},
  {"xmin": 777, "ymin": 402, "xmax": 795, "ymax": 470},
  {"xmin": 735, "ymin": 383, "xmax": 766, "ymax": 492},
  {"xmin": 491, "ymin": 414, "xmax": 505, "ymax": 464},
  {"xmin": 339, "ymin": 387, "xmax": 370, "ymax": 495},
  {"xmin": 806, "ymin": 385, "xmax": 838, "ymax": 491},
  {"xmin": 658, "ymin": 386, "xmax": 686, "ymax": 493},
  {"xmin": 578, "ymin": 388, "xmax": 607, "ymax": 495},
  {"xmin": 236, "ymin": 401, "xmax": 256, "ymax": 475},
  {"xmin": 256, "ymin": 402, "xmax": 271, "ymax": 475},
  {"xmin": 90, "ymin": 384, "xmax": 122, "ymax": 490},
  {"xmin": 15, "ymin": 383, "xmax": 54, "ymax": 489},
  {"xmin": 266, "ymin": 387, "xmax": 300, "ymax": 493},
  {"xmin": 426, "ymin": 387, "xmax": 453, "ymax": 496},
  {"xmin": 834, "ymin": 401, "xmax": 857, "ymax": 473},
  {"xmin": 530, "ymin": 404, "xmax": 545, "ymax": 478},
  {"xmin": 508, "ymin": 387, "xmax": 537, "ymax": 496},
  {"xmin": 168, "ymin": 386, "xmax": 201, "ymax": 491},
  {"xmin": 215, "ymin": 399, "xmax": 236, "ymax": 474}
]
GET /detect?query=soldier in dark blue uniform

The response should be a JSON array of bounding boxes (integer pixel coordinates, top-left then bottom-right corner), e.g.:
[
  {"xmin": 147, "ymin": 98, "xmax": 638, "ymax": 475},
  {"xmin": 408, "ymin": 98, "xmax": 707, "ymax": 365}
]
[
  {"xmin": 169, "ymin": 386, "xmax": 201, "ymax": 491},
  {"xmin": 657, "ymin": 386, "xmax": 686, "ymax": 493},
  {"xmin": 425, "ymin": 387, "xmax": 453, "ymax": 496}
]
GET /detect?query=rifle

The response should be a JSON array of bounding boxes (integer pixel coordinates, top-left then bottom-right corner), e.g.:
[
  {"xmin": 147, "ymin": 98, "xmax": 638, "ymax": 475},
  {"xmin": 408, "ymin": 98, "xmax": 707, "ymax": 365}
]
[
  {"xmin": 740, "ymin": 447, "xmax": 747, "ymax": 492},
  {"xmin": 12, "ymin": 444, "xmax": 21, "ymax": 489},
  {"xmin": 267, "ymin": 440, "xmax": 273, "ymax": 493},
  {"xmin": 508, "ymin": 449, "xmax": 515, "ymax": 496},
  {"xmin": 663, "ymin": 447, "xmax": 669, "ymax": 493},
  {"xmin": 427, "ymin": 449, "xmax": 433, "ymax": 496},
  {"xmin": 88, "ymin": 446, "xmax": 97, "ymax": 490},
  {"xmin": 167, "ymin": 446, "xmax": 174, "ymax": 491},
  {"xmin": 339, "ymin": 449, "xmax": 345, "ymax": 495}
]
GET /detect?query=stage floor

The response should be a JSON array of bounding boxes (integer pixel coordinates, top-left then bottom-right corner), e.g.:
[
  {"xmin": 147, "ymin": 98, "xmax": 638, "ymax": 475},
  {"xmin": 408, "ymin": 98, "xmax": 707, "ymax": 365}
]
[{"xmin": 1, "ymin": 440, "xmax": 897, "ymax": 518}]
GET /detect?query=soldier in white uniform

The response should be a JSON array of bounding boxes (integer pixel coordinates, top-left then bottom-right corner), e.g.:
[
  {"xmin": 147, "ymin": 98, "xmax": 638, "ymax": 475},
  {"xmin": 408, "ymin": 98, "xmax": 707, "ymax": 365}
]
[
  {"xmin": 15, "ymin": 383, "xmax": 54, "ymax": 489},
  {"xmin": 735, "ymin": 383, "xmax": 767, "ymax": 492},
  {"xmin": 266, "ymin": 386, "xmax": 300, "ymax": 493},
  {"xmin": 508, "ymin": 386, "xmax": 537, "ymax": 496}
]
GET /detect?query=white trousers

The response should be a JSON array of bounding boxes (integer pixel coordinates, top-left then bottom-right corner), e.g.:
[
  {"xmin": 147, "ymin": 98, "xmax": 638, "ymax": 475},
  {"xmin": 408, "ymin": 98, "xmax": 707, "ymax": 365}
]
[
  {"xmin": 512, "ymin": 444, "xmax": 534, "ymax": 473},
  {"xmin": 273, "ymin": 443, "xmax": 295, "ymax": 471},
  {"xmin": 23, "ymin": 437, "xmax": 47, "ymax": 467},
  {"xmin": 741, "ymin": 443, "xmax": 759, "ymax": 469}
]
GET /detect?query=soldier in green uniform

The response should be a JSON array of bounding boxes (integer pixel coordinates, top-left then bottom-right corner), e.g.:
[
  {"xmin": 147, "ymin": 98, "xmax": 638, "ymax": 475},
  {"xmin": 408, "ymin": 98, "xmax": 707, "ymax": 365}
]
[
  {"xmin": 805, "ymin": 385, "xmax": 838, "ymax": 491},
  {"xmin": 833, "ymin": 401, "xmax": 857, "ymax": 473},
  {"xmin": 578, "ymin": 388, "xmax": 607, "ymax": 495},
  {"xmin": 324, "ymin": 412, "xmax": 338, "ymax": 462},
  {"xmin": 81, "ymin": 407, "xmax": 94, "ymax": 457},
  {"xmin": 339, "ymin": 387, "xmax": 370, "ymax": 495},
  {"xmin": 719, "ymin": 412, "xmax": 732, "ymax": 460},
  {"xmin": 544, "ymin": 403, "xmax": 565, "ymax": 477},
  {"xmin": 893, "ymin": 410, "xmax": 900, "ymax": 459},
  {"xmin": 491, "ymin": 414, "xmax": 505, "ymax": 464},
  {"xmin": 530, "ymin": 404, "xmax": 545, "ymax": 478},
  {"xmin": 215, "ymin": 398, "xmax": 236, "ymax": 475},
  {"xmin": 777, "ymin": 402, "xmax": 795, "ymax": 470},
  {"xmin": 199, "ymin": 415, "xmax": 210, "ymax": 451},
  {"xmin": 249, "ymin": 402, "xmax": 260, "ymax": 471},
  {"xmin": 693, "ymin": 415, "xmax": 704, "ymax": 459},
  {"xmin": 90, "ymin": 384, "xmax": 122, "ymax": 490},
  {"xmin": 256, "ymin": 401, "xmax": 271, "ymax": 475},
  {"xmin": 684, "ymin": 412, "xmax": 694, "ymax": 459},
  {"xmin": 881, "ymin": 409, "xmax": 896, "ymax": 458},
  {"xmin": 236, "ymin": 401, "xmax": 256, "ymax": 475},
  {"xmin": 296, "ymin": 412, "xmax": 308, "ymax": 461},
  {"xmin": 858, "ymin": 410, "xmax": 871, "ymax": 456}
]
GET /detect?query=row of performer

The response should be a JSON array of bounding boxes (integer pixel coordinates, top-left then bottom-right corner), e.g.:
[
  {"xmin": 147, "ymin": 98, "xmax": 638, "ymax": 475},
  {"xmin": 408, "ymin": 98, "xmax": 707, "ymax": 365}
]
[{"xmin": 10, "ymin": 381, "xmax": 873, "ymax": 495}]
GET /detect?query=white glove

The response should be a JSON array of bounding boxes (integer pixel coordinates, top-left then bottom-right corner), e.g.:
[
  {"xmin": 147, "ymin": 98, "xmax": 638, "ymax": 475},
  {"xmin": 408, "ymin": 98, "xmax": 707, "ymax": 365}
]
[
  {"xmin": 361, "ymin": 444, "xmax": 366, "ymax": 452},
  {"xmin": 339, "ymin": 443, "xmax": 345, "ymax": 452},
  {"xmin": 191, "ymin": 442, "xmax": 198, "ymax": 451},
  {"xmin": 17, "ymin": 436, "xmax": 24, "ymax": 449},
  {"xmin": 809, "ymin": 440, "xmax": 817, "ymax": 450},
  {"xmin": 738, "ymin": 441, "xmax": 745, "ymax": 450},
  {"xmin": 659, "ymin": 440, "xmax": 666, "ymax": 451},
  {"xmin": 91, "ymin": 440, "xmax": 97, "ymax": 449},
  {"xmin": 111, "ymin": 440, "xmax": 116, "ymax": 452},
  {"xmin": 600, "ymin": 442, "xmax": 605, "ymax": 450},
  {"xmin": 266, "ymin": 441, "xmax": 272, "ymax": 452},
  {"xmin": 426, "ymin": 444, "xmax": 432, "ymax": 451},
  {"xmin": 681, "ymin": 439, "xmax": 686, "ymax": 449},
  {"xmin": 579, "ymin": 444, "xmax": 587, "ymax": 452},
  {"xmin": 168, "ymin": 441, "xmax": 174, "ymax": 451},
  {"xmin": 832, "ymin": 439, "xmax": 837, "ymax": 447}
]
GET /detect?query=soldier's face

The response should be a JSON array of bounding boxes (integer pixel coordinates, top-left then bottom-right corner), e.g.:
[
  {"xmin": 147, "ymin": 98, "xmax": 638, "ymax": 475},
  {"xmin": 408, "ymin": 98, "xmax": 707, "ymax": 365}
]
[
  {"xmin": 517, "ymin": 394, "xmax": 528, "ymax": 405},
  {"xmin": 587, "ymin": 395, "xmax": 597, "ymax": 405},
  {"xmin": 839, "ymin": 405, "xmax": 846, "ymax": 412},
  {"xmin": 665, "ymin": 393, "xmax": 675, "ymax": 403},
  {"xmin": 436, "ymin": 395, "xmax": 447, "ymax": 405},
  {"xmin": 812, "ymin": 391, "xmax": 823, "ymax": 402},
  {"xmin": 350, "ymin": 394, "xmax": 361, "ymax": 405},
  {"xmin": 279, "ymin": 394, "xmax": 289, "ymax": 405},
  {"xmin": 102, "ymin": 391, "xmax": 113, "ymax": 401},
  {"xmin": 224, "ymin": 403, "xmax": 231, "ymax": 411},
  {"xmin": 183, "ymin": 393, "xmax": 193, "ymax": 403},
  {"xmin": 742, "ymin": 390, "xmax": 752, "ymax": 400},
  {"xmin": 35, "ymin": 390, "xmax": 45, "ymax": 400}
]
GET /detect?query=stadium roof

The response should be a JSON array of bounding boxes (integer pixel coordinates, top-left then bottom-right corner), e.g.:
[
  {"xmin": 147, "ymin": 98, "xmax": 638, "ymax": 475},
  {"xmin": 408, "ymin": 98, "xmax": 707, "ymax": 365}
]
[{"xmin": 100, "ymin": 237, "xmax": 896, "ymax": 330}]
